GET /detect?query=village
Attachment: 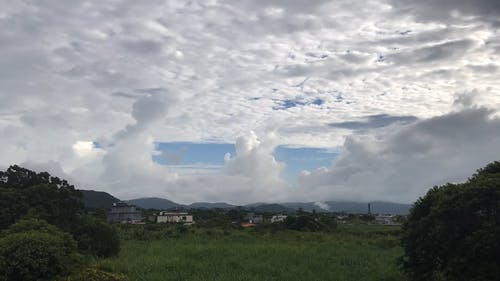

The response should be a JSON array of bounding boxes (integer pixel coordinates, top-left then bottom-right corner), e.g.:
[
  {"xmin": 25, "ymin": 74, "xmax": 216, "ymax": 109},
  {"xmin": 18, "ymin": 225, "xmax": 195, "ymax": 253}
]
[{"xmin": 106, "ymin": 201, "xmax": 404, "ymax": 227}]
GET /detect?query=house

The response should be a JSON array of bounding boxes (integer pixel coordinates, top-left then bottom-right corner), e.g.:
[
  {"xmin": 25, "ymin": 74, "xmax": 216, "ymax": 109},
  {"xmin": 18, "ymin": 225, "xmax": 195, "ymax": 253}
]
[
  {"xmin": 270, "ymin": 214, "xmax": 287, "ymax": 223},
  {"xmin": 107, "ymin": 202, "xmax": 143, "ymax": 224},
  {"xmin": 244, "ymin": 212, "xmax": 263, "ymax": 224},
  {"xmin": 374, "ymin": 214, "xmax": 396, "ymax": 225},
  {"xmin": 156, "ymin": 211, "xmax": 194, "ymax": 225},
  {"xmin": 240, "ymin": 222, "xmax": 256, "ymax": 228}
]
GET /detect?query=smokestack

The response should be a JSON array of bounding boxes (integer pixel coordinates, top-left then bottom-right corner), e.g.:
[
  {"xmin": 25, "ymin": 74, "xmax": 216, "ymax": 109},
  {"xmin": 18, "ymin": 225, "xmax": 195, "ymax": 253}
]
[{"xmin": 368, "ymin": 203, "xmax": 372, "ymax": 215}]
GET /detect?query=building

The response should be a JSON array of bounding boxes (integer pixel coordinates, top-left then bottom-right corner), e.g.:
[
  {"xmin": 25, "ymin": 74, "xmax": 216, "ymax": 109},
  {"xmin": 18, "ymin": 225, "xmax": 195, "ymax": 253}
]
[
  {"xmin": 374, "ymin": 214, "xmax": 396, "ymax": 225},
  {"xmin": 270, "ymin": 214, "xmax": 287, "ymax": 223},
  {"xmin": 107, "ymin": 202, "xmax": 143, "ymax": 223},
  {"xmin": 245, "ymin": 212, "xmax": 263, "ymax": 224},
  {"xmin": 156, "ymin": 211, "xmax": 194, "ymax": 225}
]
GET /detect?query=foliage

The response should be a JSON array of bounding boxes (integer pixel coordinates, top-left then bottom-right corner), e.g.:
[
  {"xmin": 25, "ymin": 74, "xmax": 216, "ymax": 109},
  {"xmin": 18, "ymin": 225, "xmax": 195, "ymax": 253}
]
[
  {"xmin": 72, "ymin": 216, "xmax": 120, "ymax": 258},
  {"xmin": 0, "ymin": 165, "xmax": 83, "ymax": 230},
  {"xmin": 401, "ymin": 161, "xmax": 500, "ymax": 281},
  {"xmin": 117, "ymin": 223, "xmax": 194, "ymax": 241},
  {"xmin": 55, "ymin": 268, "xmax": 127, "ymax": 281},
  {"xmin": 0, "ymin": 219, "xmax": 78, "ymax": 281},
  {"xmin": 284, "ymin": 214, "xmax": 337, "ymax": 232}
]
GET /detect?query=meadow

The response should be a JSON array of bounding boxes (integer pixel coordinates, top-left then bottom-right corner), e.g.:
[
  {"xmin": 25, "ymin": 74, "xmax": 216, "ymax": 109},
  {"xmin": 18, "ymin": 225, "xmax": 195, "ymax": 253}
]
[{"xmin": 94, "ymin": 224, "xmax": 404, "ymax": 281}]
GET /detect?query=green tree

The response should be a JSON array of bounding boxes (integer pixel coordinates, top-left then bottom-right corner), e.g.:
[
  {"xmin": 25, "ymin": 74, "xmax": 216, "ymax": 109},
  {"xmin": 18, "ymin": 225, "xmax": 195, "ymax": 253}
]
[
  {"xmin": 401, "ymin": 161, "xmax": 500, "ymax": 281},
  {"xmin": 0, "ymin": 165, "xmax": 83, "ymax": 230}
]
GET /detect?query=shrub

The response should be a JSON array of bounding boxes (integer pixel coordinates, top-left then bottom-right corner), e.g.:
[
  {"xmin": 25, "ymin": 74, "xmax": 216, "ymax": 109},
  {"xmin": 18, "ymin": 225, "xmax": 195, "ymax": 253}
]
[
  {"xmin": 0, "ymin": 219, "xmax": 78, "ymax": 281},
  {"xmin": 72, "ymin": 216, "xmax": 120, "ymax": 258},
  {"xmin": 284, "ymin": 214, "xmax": 337, "ymax": 232},
  {"xmin": 401, "ymin": 161, "xmax": 500, "ymax": 281}
]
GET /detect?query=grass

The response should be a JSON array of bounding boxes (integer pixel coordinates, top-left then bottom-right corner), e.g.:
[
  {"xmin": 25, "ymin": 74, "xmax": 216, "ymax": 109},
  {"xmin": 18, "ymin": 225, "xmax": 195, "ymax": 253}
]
[{"xmin": 95, "ymin": 225, "xmax": 404, "ymax": 281}]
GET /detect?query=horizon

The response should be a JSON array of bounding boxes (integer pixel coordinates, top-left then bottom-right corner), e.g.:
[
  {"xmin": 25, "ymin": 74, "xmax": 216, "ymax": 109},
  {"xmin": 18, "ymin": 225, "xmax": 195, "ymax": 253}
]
[
  {"xmin": 81, "ymin": 189, "xmax": 413, "ymax": 206},
  {"xmin": 1, "ymin": 1, "xmax": 500, "ymax": 205}
]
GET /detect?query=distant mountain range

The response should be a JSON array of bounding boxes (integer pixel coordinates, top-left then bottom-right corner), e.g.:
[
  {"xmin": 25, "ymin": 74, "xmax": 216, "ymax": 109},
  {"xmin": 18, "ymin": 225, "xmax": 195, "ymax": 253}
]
[
  {"xmin": 188, "ymin": 202, "xmax": 237, "ymax": 209},
  {"xmin": 79, "ymin": 189, "xmax": 411, "ymax": 215}
]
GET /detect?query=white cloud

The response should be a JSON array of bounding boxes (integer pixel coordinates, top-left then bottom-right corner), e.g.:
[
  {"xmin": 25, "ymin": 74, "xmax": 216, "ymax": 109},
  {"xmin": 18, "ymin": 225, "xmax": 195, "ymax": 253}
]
[
  {"xmin": 298, "ymin": 105, "xmax": 500, "ymax": 203},
  {"xmin": 0, "ymin": 0, "xmax": 499, "ymax": 203}
]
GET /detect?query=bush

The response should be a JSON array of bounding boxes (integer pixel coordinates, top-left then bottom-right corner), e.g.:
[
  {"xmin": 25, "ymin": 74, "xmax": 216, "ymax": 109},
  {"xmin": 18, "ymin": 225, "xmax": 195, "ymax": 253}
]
[
  {"xmin": 72, "ymin": 216, "xmax": 120, "ymax": 258},
  {"xmin": 401, "ymin": 161, "xmax": 500, "ymax": 281},
  {"xmin": 0, "ymin": 219, "xmax": 78, "ymax": 281},
  {"xmin": 284, "ymin": 214, "xmax": 337, "ymax": 232}
]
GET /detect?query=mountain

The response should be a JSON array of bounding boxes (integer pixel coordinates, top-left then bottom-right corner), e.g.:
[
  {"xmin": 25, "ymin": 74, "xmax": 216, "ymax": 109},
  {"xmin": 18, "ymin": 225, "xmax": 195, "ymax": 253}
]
[
  {"xmin": 127, "ymin": 197, "xmax": 181, "ymax": 210},
  {"xmin": 281, "ymin": 201, "xmax": 411, "ymax": 215},
  {"xmin": 247, "ymin": 203, "xmax": 295, "ymax": 213},
  {"xmin": 188, "ymin": 202, "xmax": 237, "ymax": 209},
  {"xmin": 366, "ymin": 201, "xmax": 411, "ymax": 215},
  {"xmin": 280, "ymin": 202, "xmax": 329, "ymax": 212},
  {"xmin": 325, "ymin": 201, "xmax": 411, "ymax": 215},
  {"xmin": 79, "ymin": 190, "xmax": 121, "ymax": 210}
]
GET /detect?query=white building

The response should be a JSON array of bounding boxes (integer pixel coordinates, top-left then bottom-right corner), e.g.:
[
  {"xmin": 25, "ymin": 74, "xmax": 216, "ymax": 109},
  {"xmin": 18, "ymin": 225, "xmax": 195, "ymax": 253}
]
[
  {"xmin": 374, "ymin": 214, "xmax": 396, "ymax": 225},
  {"xmin": 270, "ymin": 214, "xmax": 288, "ymax": 223},
  {"xmin": 156, "ymin": 212, "xmax": 194, "ymax": 225}
]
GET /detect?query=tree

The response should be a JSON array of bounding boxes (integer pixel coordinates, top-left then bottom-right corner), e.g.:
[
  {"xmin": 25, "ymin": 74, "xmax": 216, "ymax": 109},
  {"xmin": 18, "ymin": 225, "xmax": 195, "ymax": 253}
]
[
  {"xmin": 0, "ymin": 165, "xmax": 83, "ymax": 230},
  {"xmin": 401, "ymin": 161, "xmax": 500, "ymax": 281}
]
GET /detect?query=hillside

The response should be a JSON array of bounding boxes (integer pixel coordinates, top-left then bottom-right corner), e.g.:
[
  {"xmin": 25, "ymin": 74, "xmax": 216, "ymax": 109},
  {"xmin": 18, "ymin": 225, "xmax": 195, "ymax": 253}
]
[
  {"xmin": 79, "ymin": 189, "xmax": 121, "ymax": 210},
  {"xmin": 247, "ymin": 203, "xmax": 295, "ymax": 213},
  {"xmin": 188, "ymin": 202, "xmax": 237, "ymax": 209},
  {"xmin": 325, "ymin": 201, "xmax": 411, "ymax": 215},
  {"xmin": 127, "ymin": 197, "xmax": 181, "ymax": 210}
]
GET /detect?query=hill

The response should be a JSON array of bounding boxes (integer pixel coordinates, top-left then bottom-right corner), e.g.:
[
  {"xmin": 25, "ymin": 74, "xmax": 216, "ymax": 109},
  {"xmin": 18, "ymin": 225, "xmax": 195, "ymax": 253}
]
[
  {"xmin": 280, "ymin": 201, "xmax": 411, "ymax": 215},
  {"xmin": 246, "ymin": 203, "xmax": 295, "ymax": 213},
  {"xmin": 79, "ymin": 189, "xmax": 121, "ymax": 210},
  {"xmin": 127, "ymin": 197, "xmax": 181, "ymax": 210},
  {"xmin": 188, "ymin": 202, "xmax": 237, "ymax": 209},
  {"xmin": 325, "ymin": 201, "xmax": 411, "ymax": 215}
]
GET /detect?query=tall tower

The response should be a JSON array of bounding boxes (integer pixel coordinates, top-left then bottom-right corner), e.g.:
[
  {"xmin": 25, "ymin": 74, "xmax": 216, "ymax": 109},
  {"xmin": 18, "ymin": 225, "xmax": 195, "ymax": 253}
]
[{"xmin": 368, "ymin": 203, "xmax": 372, "ymax": 215}]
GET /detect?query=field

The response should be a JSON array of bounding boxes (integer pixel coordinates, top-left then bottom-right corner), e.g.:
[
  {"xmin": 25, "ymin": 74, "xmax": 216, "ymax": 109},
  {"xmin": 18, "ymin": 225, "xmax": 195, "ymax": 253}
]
[{"xmin": 95, "ymin": 225, "xmax": 404, "ymax": 281}]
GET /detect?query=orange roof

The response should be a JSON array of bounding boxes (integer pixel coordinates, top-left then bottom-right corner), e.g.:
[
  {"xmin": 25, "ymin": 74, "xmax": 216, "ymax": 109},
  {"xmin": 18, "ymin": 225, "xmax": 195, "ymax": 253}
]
[{"xmin": 240, "ymin": 222, "xmax": 256, "ymax": 228}]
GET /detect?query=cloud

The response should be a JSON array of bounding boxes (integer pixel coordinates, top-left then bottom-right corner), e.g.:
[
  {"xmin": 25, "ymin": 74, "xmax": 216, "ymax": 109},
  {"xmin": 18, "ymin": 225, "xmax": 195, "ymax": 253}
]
[
  {"xmin": 388, "ymin": 0, "xmax": 500, "ymax": 25},
  {"xmin": 1, "ymin": 0, "xmax": 500, "ymax": 203},
  {"xmin": 299, "ymin": 106, "xmax": 500, "ymax": 203},
  {"xmin": 329, "ymin": 114, "xmax": 418, "ymax": 130},
  {"xmin": 388, "ymin": 39, "xmax": 477, "ymax": 65}
]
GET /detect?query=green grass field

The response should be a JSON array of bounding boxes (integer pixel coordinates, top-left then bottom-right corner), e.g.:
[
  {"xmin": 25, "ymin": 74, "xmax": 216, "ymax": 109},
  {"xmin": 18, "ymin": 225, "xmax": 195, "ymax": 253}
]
[{"xmin": 94, "ymin": 225, "xmax": 404, "ymax": 281}]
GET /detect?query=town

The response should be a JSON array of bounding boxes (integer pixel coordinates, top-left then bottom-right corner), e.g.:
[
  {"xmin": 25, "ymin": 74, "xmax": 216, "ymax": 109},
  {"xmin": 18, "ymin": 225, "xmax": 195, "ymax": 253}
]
[{"xmin": 106, "ymin": 201, "xmax": 405, "ymax": 227}]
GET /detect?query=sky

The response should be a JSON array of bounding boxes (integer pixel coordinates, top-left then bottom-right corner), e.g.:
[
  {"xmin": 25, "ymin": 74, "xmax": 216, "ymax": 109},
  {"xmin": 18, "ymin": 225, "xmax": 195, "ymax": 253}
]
[{"xmin": 1, "ymin": 0, "xmax": 500, "ymax": 204}]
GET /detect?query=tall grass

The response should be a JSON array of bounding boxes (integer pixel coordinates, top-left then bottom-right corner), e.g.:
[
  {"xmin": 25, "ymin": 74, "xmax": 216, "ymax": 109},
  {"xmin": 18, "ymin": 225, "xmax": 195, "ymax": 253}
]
[{"xmin": 95, "ymin": 225, "xmax": 404, "ymax": 281}]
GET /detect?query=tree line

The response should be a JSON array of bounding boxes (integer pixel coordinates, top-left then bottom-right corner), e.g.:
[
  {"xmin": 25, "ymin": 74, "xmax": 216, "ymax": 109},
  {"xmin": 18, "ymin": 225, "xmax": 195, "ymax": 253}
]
[{"xmin": 0, "ymin": 165, "xmax": 121, "ymax": 281}]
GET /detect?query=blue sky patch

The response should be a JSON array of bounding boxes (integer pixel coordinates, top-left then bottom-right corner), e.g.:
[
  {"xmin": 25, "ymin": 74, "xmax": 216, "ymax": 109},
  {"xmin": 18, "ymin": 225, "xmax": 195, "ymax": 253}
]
[
  {"xmin": 273, "ymin": 97, "xmax": 325, "ymax": 110},
  {"xmin": 153, "ymin": 142, "xmax": 338, "ymax": 182}
]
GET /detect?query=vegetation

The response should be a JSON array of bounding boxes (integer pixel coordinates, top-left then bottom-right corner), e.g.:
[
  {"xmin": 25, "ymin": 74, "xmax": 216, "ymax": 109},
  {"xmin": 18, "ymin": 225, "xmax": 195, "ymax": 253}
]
[
  {"xmin": 96, "ymin": 225, "xmax": 403, "ymax": 281},
  {"xmin": 73, "ymin": 216, "xmax": 120, "ymax": 258},
  {"xmin": 0, "ymin": 219, "xmax": 79, "ymax": 281},
  {"xmin": 0, "ymin": 166, "xmax": 121, "ymax": 280},
  {"xmin": 401, "ymin": 161, "xmax": 500, "ymax": 281},
  {"xmin": 0, "ymin": 165, "xmax": 83, "ymax": 231},
  {"xmin": 1, "ymin": 161, "xmax": 499, "ymax": 281},
  {"xmin": 284, "ymin": 213, "xmax": 337, "ymax": 232},
  {"xmin": 54, "ymin": 268, "xmax": 127, "ymax": 281}
]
